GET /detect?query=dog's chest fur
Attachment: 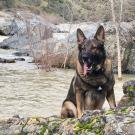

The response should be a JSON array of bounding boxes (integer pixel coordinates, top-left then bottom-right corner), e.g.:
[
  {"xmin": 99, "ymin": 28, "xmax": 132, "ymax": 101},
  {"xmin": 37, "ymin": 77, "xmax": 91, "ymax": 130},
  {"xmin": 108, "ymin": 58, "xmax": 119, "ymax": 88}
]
[
  {"xmin": 74, "ymin": 59, "xmax": 111, "ymax": 92},
  {"xmin": 74, "ymin": 72, "xmax": 108, "ymax": 92}
]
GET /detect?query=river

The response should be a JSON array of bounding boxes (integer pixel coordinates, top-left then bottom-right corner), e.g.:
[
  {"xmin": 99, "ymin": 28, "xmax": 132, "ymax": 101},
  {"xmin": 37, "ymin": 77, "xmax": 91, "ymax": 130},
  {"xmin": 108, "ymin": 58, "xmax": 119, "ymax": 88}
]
[{"xmin": 0, "ymin": 48, "xmax": 134, "ymax": 119}]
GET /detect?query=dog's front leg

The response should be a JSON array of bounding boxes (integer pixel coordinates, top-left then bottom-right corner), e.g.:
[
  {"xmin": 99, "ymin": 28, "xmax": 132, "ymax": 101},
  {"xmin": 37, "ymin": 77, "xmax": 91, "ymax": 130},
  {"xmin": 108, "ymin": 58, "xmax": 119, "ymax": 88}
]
[
  {"xmin": 106, "ymin": 89, "xmax": 116, "ymax": 109},
  {"xmin": 76, "ymin": 88, "xmax": 84, "ymax": 118}
]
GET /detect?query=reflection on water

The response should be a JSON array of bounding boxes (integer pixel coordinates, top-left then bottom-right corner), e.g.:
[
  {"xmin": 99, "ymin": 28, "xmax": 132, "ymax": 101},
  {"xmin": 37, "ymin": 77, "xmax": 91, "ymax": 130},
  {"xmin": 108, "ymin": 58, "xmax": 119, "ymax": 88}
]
[{"xmin": 0, "ymin": 51, "xmax": 134, "ymax": 118}]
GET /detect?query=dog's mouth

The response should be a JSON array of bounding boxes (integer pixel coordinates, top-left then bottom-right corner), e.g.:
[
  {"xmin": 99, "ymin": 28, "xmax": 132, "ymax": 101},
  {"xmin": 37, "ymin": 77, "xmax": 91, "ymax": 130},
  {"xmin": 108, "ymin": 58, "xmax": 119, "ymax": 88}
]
[
  {"xmin": 83, "ymin": 63, "xmax": 103, "ymax": 76},
  {"xmin": 81, "ymin": 53, "xmax": 105, "ymax": 76},
  {"xmin": 83, "ymin": 63, "xmax": 92, "ymax": 76}
]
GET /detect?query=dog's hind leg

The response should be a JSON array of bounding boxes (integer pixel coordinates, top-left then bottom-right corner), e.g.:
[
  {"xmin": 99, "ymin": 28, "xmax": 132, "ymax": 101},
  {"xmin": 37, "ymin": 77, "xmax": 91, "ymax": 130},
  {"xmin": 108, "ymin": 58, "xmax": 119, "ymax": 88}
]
[{"xmin": 61, "ymin": 101, "xmax": 77, "ymax": 118}]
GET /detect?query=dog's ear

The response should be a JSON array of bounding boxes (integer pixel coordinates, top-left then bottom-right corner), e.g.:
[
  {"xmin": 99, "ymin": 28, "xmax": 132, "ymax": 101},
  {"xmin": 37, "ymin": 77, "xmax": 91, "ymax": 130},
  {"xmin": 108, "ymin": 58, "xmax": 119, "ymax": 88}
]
[
  {"xmin": 94, "ymin": 25, "xmax": 105, "ymax": 42},
  {"xmin": 77, "ymin": 28, "xmax": 86, "ymax": 46}
]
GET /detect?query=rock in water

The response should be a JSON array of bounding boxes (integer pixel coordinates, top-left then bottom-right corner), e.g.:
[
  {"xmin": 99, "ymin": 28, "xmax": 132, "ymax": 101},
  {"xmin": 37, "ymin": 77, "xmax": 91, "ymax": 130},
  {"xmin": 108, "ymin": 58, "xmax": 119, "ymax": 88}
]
[
  {"xmin": 0, "ymin": 58, "xmax": 15, "ymax": 63},
  {"xmin": 0, "ymin": 57, "xmax": 25, "ymax": 63}
]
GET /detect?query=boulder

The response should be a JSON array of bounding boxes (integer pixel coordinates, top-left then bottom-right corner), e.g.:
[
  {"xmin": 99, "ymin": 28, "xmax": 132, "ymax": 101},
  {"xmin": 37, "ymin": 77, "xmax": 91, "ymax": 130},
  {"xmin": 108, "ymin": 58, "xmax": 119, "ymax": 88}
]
[
  {"xmin": 118, "ymin": 80, "xmax": 135, "ymax": 107},
  {"xmin": 0, "ymin": 11, "xmax": 17, "ymax": 36},
  {"xmin": 0, "ymin": 107, "xmax": 134, "ymax": 135},
  {"xmin": 0, "ymin": 10, "xmax": 56, "ymax": 53},
  {"xmin": 123, "ymin": 80, "xmax": 135, "ymax": 95}
]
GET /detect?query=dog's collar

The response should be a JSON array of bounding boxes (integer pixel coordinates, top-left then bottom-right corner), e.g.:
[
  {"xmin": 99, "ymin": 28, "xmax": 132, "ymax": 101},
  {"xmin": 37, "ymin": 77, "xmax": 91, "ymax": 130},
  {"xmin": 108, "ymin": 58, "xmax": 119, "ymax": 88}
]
[
  {"xmin": 96, "ymin": 86, "xmax": 103, "ymax": 91},
  {"xmin": 76, "ymin": 67, "xmax": 108, "ymax": 89}
]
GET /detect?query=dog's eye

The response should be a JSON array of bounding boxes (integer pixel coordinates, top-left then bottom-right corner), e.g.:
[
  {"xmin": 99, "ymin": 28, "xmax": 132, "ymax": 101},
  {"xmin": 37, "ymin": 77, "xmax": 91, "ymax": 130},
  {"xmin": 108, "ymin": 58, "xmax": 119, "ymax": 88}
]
[
  {"xmin": 97, "ymin": 45, "xmax": 104, "ymax": 49},
  {"xmin": 98, "ymin": 43, "xmax": 104, "ymax": 46}
]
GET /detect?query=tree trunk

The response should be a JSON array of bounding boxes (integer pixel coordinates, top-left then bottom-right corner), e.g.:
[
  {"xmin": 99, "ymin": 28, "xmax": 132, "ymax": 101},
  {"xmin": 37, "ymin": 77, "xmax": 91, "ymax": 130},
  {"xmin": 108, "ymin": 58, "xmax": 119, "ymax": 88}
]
[{"xmin": 110, "ymin": 0, "xmax": 122, "ymax": 80}]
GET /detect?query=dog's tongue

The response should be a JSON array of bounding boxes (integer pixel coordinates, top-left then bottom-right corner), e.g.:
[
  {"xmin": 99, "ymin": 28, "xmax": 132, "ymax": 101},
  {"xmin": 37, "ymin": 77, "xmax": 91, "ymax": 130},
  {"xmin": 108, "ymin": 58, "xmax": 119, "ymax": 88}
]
[{"xmin": 83, "ymin": 64, "xmax": 88, "ymax": 76}]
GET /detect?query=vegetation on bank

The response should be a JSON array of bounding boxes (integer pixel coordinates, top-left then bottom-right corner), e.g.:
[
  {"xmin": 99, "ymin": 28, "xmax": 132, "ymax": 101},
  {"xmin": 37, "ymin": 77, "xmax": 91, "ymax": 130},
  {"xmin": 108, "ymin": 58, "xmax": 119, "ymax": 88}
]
[{"xmin": 0, "ymin": 0, "xmax": 135, "ymax": 22}]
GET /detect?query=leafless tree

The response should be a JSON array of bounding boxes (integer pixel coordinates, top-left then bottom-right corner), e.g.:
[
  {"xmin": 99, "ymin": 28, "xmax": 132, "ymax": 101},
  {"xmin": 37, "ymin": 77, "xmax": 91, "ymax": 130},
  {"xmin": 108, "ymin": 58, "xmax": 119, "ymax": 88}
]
[
  {"xmin": 110, "ymin": 0, "xmax": 123, "ymax": 80},
  {"xmin": 61, "ymin": 2, "xmax": 74, "ymax": 69}
]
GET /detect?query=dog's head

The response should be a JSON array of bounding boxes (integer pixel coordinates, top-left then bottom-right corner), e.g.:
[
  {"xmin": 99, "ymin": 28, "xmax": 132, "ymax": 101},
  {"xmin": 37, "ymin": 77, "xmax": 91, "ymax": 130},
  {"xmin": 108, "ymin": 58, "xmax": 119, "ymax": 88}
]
[{"xmin": 77, "ymin": 25, "xmax": 106, "ymax": 76}]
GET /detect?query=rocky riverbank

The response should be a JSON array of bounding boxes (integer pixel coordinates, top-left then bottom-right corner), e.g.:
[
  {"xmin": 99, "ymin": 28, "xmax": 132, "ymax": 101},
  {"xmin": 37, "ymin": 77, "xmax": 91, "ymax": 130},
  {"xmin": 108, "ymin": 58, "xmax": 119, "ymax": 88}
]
[
  {"xmin": 0, "ymin": 10, "xmax": 135, "ymax": 73},
  {"xmin": 0, "ymin": 80, "xmax": 134, "ymax": 135}
]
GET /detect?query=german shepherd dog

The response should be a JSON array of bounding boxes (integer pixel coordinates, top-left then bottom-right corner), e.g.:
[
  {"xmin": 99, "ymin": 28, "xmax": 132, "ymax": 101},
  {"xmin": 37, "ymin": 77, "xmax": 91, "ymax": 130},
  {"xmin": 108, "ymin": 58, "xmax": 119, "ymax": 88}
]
[{"xmin": 61, "ymin": 26, "xmax": 116, "ymax": 118}]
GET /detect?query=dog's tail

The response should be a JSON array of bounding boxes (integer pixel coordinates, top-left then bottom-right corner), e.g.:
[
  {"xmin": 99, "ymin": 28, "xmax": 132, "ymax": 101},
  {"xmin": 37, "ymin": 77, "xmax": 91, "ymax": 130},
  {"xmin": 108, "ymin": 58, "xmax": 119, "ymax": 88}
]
[{"xmin": 61, "ymin": 101, "xmax": 77, "ymax": 118}]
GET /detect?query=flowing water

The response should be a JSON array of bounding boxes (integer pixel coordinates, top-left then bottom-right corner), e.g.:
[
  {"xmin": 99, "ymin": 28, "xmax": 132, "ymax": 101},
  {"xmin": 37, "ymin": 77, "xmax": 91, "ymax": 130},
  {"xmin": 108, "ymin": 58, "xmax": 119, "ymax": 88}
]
[{"xmin": 0, "ymin": 49, "xmax": 135, "ymax": 119}]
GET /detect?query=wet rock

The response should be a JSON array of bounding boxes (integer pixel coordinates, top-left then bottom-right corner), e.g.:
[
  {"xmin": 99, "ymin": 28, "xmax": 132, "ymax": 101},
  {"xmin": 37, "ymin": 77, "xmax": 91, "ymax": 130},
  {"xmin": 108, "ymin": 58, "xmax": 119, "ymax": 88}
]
[
  {"xmin": 0, "ymin": 57, "xmax": 26, "ymax": 63},
  {"xmin": 123, "ymin": 80, "xmax": 135, "ymax": 95},
  {"xmin": 13, "ymin": 51, "xmax": 29, "ymax": 56},
  {"xmin": 0, "ymin": 58, "xmax": 15, "ymax": 63},
  {"xmin": 15, "ymin": 58, "xmax": 25, "ymax": 61},
  {"xmin": 118, "ymin": 80, "xmax": 135, "ymax": 107},
  {"xmin": 12, "ymin": 115, "xmax": 20, "ymax": 119},
  {"xmin": 0, "ymin": 45, "xmax": 11, "ymax": 49}
]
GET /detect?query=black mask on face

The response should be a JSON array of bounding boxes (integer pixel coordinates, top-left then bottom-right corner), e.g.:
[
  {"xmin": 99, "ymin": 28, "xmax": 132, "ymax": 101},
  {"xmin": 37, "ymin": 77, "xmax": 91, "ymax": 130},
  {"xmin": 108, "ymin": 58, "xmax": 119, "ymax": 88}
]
[{"xmin": 79, "ymin": 45, "xmax": 106, "ymax": 75}]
